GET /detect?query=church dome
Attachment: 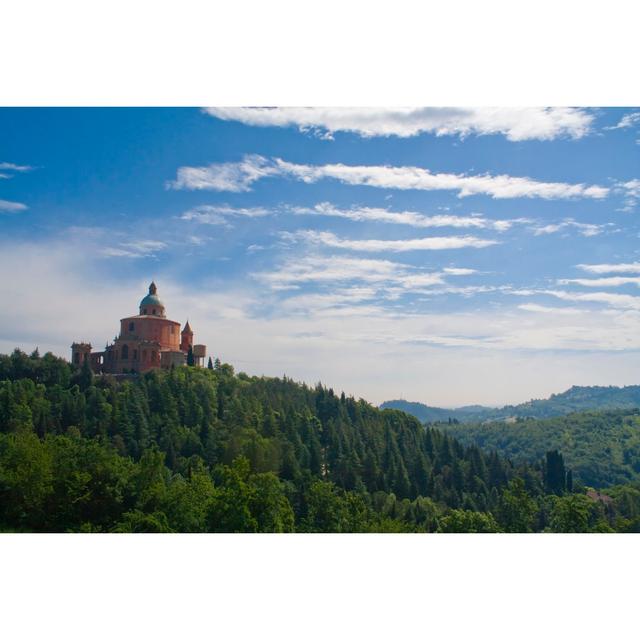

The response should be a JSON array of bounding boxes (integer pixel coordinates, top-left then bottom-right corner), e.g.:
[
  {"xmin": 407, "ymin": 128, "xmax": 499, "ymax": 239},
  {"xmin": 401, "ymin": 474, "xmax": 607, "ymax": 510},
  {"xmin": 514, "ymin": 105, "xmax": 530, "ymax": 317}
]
[{"xmin": 139, "ymin": 282, "xmax": 165, "ymax": 315}]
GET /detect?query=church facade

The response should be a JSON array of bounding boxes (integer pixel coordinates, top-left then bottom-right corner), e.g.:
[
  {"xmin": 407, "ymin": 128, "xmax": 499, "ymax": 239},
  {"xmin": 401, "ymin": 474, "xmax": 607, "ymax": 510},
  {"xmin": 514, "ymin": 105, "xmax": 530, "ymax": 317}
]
[{"xmin": 71, "ymin": 282, "xmax": 206, "ymax": 373}]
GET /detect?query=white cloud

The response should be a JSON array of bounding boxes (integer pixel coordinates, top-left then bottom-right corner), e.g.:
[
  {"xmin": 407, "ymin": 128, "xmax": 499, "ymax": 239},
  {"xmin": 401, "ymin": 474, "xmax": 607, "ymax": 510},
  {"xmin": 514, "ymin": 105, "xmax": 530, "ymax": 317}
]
[
  {"xmin": 617, "ymin": 179, "xmax": 640, "ymax": 211},
  {"xmin": 443, "ymin": 267, "xmax": 477, "ymax": 276},
  {"xmin": 577, "ymin": 261, "xmax": 640, "ymax": 275},
  {"xmin": 0, "ymin": 199, "xmax": 28, "ymax": 213},
  {"xmin": 102, "ymin": 240, "xmax": 167, "ymax": 259},
  {"xmin": 180, "ymin": 204, "xmax": 270, "ymax": 225},
  {"xmin": 252, "ymin": 254, "xmax": 482, "ymax": 295},
  {"xmin": 605, "ymin": 112, "xmax": 640, "ymax": 130},
  {"xmin": 285, "ymin": 229, "xmax": 498, "ymax": 252},
  {"xmin": 292, "ymin": 202, "xmax": 528, "ymax": 231},
  {"xmin": 518, "ymin": 303, "xmax": 583, "ymax": 315},
  {"xmin": 531, "ymin": 219, "xmax": 613, "ymax": 237},
  {"xmin": 274, "ymin": 158, "xmax": 609, "ymax": 200},
  {"xmin": 558, "ymin": 276, "xmax": 640, "ymax": 288},
  {"xmin": 167, "ymin": 154, "xmax": 279, "ymax": 192},
  {"xmin": 204, "ymin": 107, "xmax": 594, "ymax": 141},
  {"xmin": 0, "ymin": 162, "xmax": 34, "ymax": 174},
  {"xmin": 168, "ymin": 155, "xmax": 609, "ymax": 200},
  {"xmin": 542, "ymin": 289, "xmax": 640, "ymax": 311}
]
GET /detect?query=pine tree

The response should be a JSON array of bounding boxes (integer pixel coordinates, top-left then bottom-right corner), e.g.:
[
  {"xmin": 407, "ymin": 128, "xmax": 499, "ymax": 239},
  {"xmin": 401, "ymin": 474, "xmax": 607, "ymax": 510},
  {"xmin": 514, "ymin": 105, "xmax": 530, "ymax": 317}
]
[
  {"xmin": 566, "ymin": 468, "xmax": 574, "ymax": 493},
  {"xmin": 187, "ymin": 345, "xmax": 195, "ymax": 367},
  {"xmin": 544, "ymin": 450, "xmax": 566, "ymax": 495},
  {"xmin": 207, "ymin": 357, "xmax": 213, "ymax": 370},
  {"xmin": 78, "ymin": 356, "xmax": 93, "ymax": 392}
]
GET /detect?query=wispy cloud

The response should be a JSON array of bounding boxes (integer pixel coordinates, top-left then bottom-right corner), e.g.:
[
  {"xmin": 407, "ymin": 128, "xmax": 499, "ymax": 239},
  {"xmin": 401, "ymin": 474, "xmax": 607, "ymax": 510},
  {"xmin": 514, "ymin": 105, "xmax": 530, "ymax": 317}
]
[
  {"xmin": 292, "ymin": 202, "xmax": 528, "ymax": 231},
  {"xmin": 605, "ymin": 112, "xmax": 640, "ymax": 130},
  {"xmin": 284, "ymin": 229, "xmax": 499, "ymax": 252},
  {"xmin": 102, "ymin": 240, "xmax": 167, "ymax": 258},
  {"xmin": 518, "ymin": 303, "xmax": 584, "ymax": 315},
  {"xmin": 167, "ymin": 154, "xmax": 279, "ymax": 192},
  {"xmin": 0, "ymin": 162, "xmax": 34, "ymax": 174},
  {"xmin": 531, "ymin": 219, "xmax": 614, "ymax": 237},
  {"xmin": 577, "ymin": 261, "xmax": 640, "ymax": 275},
  {"xmin": 204, "ymin": 107, "xmax": 594, "ymax": 141},
  {"xmin": 542, "ymin": 289, "xmax": 640, "ymax": 311},
  {"xmin": 169, "ymin": 155, "xmax": 609, "ymax": 200},
  {"xmin": 0, "ymin": 199, "xmax": 28, "ymax": 213},
  {"xmin": 558, "ymin": 277, "xmax": 640, "ymax": 288},
  {"xmin": 180, "ymin": 204, "xmax": 270, "ymax": 225},
  {"xmin": 253, "ymin": 254, "xmax": 476, "ymax": 293},
  {"xmin": 617, "ymin": 179, "xmax": 640, "ymax": 211}
]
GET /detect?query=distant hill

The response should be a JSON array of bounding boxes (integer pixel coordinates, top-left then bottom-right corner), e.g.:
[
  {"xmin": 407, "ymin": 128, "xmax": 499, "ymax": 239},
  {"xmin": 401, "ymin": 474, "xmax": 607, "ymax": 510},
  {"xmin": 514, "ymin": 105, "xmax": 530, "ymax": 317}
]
[
  {"xmin": 381, "ymin": 385, "xmax": 640, "ymax": 424},
  {"xmin": 442, "ymin": 409, "xmax": 640, "ymax": 488}
]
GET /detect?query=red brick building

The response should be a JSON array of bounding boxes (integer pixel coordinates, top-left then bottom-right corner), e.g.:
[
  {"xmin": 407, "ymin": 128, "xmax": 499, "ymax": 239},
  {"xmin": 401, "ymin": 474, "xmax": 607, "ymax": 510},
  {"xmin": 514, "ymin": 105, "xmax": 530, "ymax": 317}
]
[{"xmin": 71, "ymin": 282, "xmax": 206, "ymax": 373}]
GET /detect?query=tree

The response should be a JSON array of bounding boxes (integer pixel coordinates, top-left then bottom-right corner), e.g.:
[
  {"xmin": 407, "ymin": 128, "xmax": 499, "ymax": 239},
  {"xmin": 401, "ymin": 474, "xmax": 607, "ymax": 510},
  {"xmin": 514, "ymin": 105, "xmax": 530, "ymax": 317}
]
[
  {"xmin": 207, "ymin": 357, "xmax": 213, "ymax": 370},
  {"xmin": 495, "ymin": 478, "xmax": 537, "ymax": 532},
  {"xmin": 187, "ymin": 345, "xmax": 195, "ymax": 367},
  {"xmin": 548, "ymin": 494, "xmax": 591, "ymax": 532},
  {"xmin": 545, "ymin": 450, "xmax": 566, "ymax": 495},
  {"xmin": 77, "ymin": 356, "xmax": 93, "ymax": 392},
  {"xmin": 437, "ymin": 509, "xmax": 500, "ymax": 533}
]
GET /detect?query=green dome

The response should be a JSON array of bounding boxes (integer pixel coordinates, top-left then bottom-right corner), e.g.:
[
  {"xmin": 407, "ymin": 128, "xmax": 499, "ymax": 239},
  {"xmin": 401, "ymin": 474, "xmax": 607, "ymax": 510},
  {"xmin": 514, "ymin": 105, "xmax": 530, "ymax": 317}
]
[
  {"xmin": 140, "ymin": 293, "xmax": 164, "ymax": 307},
  {"xmin": 139, "ymin": 282, "xmax": 165, "ymax": 310}
]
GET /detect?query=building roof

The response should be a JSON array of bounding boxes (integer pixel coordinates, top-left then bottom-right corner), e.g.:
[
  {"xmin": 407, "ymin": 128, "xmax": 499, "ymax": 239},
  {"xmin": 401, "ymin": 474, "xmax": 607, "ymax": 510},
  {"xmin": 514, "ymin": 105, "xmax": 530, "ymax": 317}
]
[
  {"xmin": 182, "ymin": 320, "xmax": 193, "ymax": 334},
  {"xmin": 139, "ymin": 281, "xmax": 165, "ymax": 310},
  {"xmin": 121, "ymin": 314, "xmax": 180, "ymax": 324}
]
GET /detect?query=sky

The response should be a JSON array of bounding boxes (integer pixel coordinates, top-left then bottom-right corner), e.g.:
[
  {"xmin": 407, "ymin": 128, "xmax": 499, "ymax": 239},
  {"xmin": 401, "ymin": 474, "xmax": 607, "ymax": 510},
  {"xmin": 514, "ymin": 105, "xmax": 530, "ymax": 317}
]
[{"xmin": 1, "ymin": 106, "xmax": 639, "ymax": 407}]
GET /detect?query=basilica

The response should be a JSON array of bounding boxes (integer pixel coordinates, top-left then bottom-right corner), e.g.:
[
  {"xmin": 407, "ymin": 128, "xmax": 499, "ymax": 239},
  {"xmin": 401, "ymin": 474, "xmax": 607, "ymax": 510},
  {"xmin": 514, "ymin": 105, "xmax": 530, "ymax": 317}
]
[{"xmin": 71, "ymin": 282, "xmax": 206, "ymax": 373}]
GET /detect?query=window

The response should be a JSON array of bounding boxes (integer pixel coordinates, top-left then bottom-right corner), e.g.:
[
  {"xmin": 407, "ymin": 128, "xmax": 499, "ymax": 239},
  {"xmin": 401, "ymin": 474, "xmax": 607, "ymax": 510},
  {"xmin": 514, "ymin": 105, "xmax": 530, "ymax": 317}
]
[
  {"xmin": 122, "ymin": 344, "xmax": 128, "ymax": 360},
  {"xmin": 129, "ymin": 322, "xmax": 135, "ymax": 332},
  {"xmin": 74, "ymin": 352, "xmax": 80, "ymax": 364},
  {"xmin": 152, "ymin": 309, "xmax": 157, "ymax": 315},
  {"xmin": 143, "ymin": 350, "xmax": 147, "ymax": 361},
  {"xmin": 133, "ymin": 349, "xmax": 138, "ymax": 360}
]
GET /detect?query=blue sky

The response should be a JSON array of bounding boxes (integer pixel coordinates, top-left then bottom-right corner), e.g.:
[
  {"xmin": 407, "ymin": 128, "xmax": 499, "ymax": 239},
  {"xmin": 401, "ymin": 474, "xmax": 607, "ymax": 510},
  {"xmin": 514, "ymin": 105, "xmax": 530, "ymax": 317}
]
[{"xmin": 1, "ymin": 107, "xmax": 639, "ymax": 406}]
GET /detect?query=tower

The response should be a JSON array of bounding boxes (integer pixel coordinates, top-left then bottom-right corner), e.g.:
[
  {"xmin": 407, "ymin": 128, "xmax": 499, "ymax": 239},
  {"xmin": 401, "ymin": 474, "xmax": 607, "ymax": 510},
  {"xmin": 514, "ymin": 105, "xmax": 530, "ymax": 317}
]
[
  {"xmin": 180, "ymin": 320, "xmax": 193, "ymax": 353},
  {"xmin": 71, "ymin": 342, "xmax": 92, "ymax": 367}
]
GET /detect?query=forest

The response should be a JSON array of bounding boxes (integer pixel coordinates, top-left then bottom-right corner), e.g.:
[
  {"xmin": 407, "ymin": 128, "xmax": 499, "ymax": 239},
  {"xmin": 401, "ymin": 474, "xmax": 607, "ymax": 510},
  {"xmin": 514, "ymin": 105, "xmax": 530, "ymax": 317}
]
[
  {"xmin": 1, "ymin": 348, "xmax": 639, "ymax": 533},
  {"xmin": 439, "ymin": 410, "xmax": 640, "ymax": 488}
]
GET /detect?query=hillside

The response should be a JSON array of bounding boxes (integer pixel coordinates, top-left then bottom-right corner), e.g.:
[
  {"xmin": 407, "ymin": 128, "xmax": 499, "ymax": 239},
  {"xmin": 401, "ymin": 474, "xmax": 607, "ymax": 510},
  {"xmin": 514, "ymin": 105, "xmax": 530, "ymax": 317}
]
[
  {"xmin": 440, "ymin": 410, "xmax": 640, "ymax": 488},
  {"xmin": 381, "ymin": 385, "xmax": 640, "ymax": 423},
  {"xmin": 1, "ymin": 348, "xmax": 639, "ymax": 532}
]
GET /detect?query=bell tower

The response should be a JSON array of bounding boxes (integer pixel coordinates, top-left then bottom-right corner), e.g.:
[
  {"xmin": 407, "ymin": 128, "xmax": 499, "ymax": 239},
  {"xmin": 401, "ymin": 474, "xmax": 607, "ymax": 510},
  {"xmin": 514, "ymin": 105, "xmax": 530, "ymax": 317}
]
[{"xmin": 180, "ymin": 320, "xmax": 193, "ymax": 352}]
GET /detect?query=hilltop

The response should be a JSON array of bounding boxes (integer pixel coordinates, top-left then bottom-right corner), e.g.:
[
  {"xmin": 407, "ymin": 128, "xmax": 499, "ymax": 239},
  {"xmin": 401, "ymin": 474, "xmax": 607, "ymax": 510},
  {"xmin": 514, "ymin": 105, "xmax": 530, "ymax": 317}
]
[{"xmin": 381, "ymin": 385, "xmax": 640, "ymax": 424}]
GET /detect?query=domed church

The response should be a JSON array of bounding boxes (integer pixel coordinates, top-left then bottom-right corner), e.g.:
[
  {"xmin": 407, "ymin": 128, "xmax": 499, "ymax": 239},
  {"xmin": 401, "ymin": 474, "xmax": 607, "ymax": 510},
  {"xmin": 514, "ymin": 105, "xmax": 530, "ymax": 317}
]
[{"xmin": 71, "ymin": 282, "xmax": 207, "ymax": 373}]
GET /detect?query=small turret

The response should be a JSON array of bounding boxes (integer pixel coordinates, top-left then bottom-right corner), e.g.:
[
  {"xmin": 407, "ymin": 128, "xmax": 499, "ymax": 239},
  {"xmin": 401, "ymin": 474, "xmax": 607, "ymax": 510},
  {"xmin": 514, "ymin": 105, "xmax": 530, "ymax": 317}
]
[
  {"xmin": 180, "ymin": 320, "xmax": 194, "ymax": 352},
  {"xmin": 71, "ymin": 342, "xmax": 92, "ymax": 367}
]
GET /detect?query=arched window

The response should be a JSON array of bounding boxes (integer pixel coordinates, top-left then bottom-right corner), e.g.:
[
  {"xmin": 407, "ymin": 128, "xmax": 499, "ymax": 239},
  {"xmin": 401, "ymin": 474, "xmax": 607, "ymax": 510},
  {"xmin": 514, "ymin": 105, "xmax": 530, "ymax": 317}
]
[
  {"xmin": 129, "ymin": 322, "xmax": 135, "ymax": 332},
  {"xmin": 122, "ymin": 344, "xmax": 129, "ymax": 360},
  {"xmin": 74, "ymin": 352, "xmax": 80, "ymax": 364},
  {"xmin": 152, "ymin": 309, "xmax": 157, "ymax": 315}
]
